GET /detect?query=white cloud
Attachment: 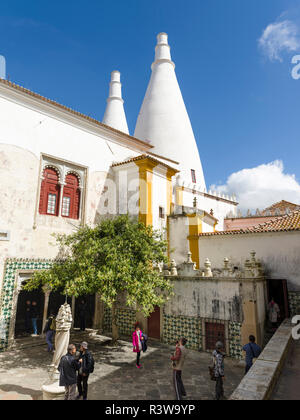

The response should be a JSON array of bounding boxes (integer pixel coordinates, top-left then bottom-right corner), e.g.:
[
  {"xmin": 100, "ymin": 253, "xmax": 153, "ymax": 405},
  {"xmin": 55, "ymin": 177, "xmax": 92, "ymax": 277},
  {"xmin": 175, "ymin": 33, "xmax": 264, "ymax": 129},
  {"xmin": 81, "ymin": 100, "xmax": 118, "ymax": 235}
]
[
  {"xmin": 258, "ymin": 19, "xmax": 300, "ymax": 62},
  {"xmin": 210, "ymin": 160, "xmax": 300, "ymax": 211}
]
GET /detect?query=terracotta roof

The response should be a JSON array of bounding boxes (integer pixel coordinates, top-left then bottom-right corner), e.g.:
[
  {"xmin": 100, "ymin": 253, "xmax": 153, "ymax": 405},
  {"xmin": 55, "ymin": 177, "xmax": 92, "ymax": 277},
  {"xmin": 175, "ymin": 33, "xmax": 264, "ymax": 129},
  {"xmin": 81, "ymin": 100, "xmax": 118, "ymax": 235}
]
[
  {"xmin": 262, "ymin": 200, "xmax": 299, "ymax": 215},
  {"xmin": 0, "ymin": 78, "xmax": 153, "ymax": 150},
  {"xmin": 199, "ymin": 210, "xmax": 300, "ymax": 236},
  {"xmin": 111, "ymin": 154, "xmax": 179, "ymax": 173}
]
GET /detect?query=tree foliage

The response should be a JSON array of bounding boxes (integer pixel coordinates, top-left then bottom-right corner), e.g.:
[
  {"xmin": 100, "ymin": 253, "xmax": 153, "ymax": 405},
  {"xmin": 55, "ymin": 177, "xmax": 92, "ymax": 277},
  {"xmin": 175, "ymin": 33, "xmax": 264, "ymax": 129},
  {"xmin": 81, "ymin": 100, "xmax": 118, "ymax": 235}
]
[{"xmin": 24, "ymin": 215, "xmax": 173, "ymax": 317}]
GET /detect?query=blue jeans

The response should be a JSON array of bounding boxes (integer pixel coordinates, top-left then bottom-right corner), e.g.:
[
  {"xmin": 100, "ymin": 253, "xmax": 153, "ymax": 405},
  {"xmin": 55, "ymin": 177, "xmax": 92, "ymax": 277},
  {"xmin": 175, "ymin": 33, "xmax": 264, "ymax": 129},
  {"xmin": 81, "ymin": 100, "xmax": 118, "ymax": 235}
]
[
  {"xmin": 32, "ymin": 318, "xmax": 38, "ymax": 335},
  {"xmin": 46, "ymin": 330, "xmax": 54, "ymax": 351}
]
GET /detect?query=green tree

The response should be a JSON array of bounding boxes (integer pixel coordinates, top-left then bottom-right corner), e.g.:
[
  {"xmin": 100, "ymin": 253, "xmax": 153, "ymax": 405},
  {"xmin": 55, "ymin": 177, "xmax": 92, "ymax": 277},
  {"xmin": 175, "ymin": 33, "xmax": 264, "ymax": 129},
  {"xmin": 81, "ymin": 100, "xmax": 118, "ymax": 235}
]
[{"xmin": 24, "ymin": 215, "xmax": 173, "ymax": 341}]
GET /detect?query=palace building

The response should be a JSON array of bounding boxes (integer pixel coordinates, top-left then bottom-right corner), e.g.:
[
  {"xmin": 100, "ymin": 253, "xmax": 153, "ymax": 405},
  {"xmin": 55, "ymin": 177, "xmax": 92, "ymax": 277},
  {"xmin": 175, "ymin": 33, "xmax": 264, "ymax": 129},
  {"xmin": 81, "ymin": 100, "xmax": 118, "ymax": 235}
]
[{"xmin": 0, "ymin": 33, "xmax": 298, "ymax": 355}]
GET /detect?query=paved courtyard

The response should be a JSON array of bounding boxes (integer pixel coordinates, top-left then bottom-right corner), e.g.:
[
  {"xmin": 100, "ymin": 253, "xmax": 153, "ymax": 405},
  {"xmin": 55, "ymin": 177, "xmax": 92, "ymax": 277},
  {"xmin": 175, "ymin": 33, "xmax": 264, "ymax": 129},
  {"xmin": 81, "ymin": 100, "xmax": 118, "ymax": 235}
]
[{"xmin": 0, "ymin": 331, "xmax": 244, "ymax": 400}]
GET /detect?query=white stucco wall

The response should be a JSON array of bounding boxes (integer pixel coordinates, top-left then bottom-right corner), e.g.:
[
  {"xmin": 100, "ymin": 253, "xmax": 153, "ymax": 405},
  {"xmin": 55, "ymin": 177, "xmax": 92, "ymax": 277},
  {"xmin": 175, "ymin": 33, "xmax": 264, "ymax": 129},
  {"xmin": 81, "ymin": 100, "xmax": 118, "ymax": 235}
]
[
  {"xmin": 181, "ymin": 188, "xmax": 237, "ymax": 229},
  {"xmin": 164, "ymin": 278, "xmax": 242, "ymax": 322},
  {"xmin": 197, "ymin": 232, "xmax": 300, "ymax": 292},
  {"xmin": 0, "ymin": 87, "xmax": 151, "ymax": 291}
]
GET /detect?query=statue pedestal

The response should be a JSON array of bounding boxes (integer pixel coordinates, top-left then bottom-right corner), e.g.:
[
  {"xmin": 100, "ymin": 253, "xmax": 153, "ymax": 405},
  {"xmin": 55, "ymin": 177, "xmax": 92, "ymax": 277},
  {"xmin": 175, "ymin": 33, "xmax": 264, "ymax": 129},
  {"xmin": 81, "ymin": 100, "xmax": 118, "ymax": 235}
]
[
  {"xmin": 42, "ymin": 382, "xmax": 65, "ymax": 400},
  {"xmin": 41, "ymin": 302, "xmax": 73, "ymax": 401}
]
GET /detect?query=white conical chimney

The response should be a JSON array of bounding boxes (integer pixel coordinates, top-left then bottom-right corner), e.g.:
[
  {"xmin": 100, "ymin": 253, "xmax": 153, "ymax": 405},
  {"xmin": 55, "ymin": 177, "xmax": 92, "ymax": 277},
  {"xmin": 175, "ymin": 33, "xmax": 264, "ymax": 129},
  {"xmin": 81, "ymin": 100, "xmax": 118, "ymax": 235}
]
[
  {"xmin": 134, "ymin": 33, "xmax": 206, "ymax": 189},
  {"xmin": 102, "ymin": 70, "xmax": 129, "ymax": 134}
]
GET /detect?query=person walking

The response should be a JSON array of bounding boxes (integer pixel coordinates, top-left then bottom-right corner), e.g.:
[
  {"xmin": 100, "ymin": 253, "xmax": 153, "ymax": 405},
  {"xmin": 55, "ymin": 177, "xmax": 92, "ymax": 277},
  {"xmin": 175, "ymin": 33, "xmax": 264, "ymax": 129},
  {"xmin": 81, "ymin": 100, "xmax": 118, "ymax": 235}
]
[
  {"xmin": 30, "ymin": 301, "xmax": 39, "ymax": 336},
  {"xmin": 76, "ymin": 341, "xmax": 94, "ymax": 400},
  {"xmin": 78, "ymin": 300, "xmax": 87, "ymax": 332},
  {"xmin": 25, "ymin": 300, "xmax": 31, "ymax": 334},
  {"xmin": 171, "ymin": 337, "xmax": 188, "ymax": 400},
  {"xmin": 243, "ymin": 335, "xmax": 262, "ymax": 374},
  {"xmin": 268, "ymin": 298, "xmax": 280, "ymax": 330},
  {"xmin": 132, "ymin": 322, "xmax": 144, "ymax": 368},
  {"xmin": 43, "ymin": 313, "xmax": 56, "ymax": 352},
  {"xmin": 58, "ymin": 344, "xmax": 80, "ymax": 400},
  {"xmin": 212, "ymin": 341, "xmax": 225, "ymax": 400}
]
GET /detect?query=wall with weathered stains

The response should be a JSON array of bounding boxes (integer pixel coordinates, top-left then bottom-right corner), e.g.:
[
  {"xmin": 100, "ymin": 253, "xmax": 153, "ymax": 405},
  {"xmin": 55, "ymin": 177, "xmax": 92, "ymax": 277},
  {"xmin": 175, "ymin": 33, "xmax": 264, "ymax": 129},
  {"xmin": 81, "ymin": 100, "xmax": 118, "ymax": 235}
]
[
  {"xmin": 164, "ymin": 277, "xmax": 243, "ymax": 322},
  {"xmin": 196, "ymin": 232, "xmax": 300, "ymax": 292}
]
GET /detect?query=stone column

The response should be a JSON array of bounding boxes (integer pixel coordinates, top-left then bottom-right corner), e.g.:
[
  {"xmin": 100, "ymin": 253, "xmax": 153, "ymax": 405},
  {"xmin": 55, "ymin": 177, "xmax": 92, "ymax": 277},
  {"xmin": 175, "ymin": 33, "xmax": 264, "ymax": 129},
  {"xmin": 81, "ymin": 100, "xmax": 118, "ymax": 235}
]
[
  {"xmin": 42, "ymin": 285, "xmax": 52, "ymax": 336},
  {"xmin": 71, "ymin": 296, "xmax": 76, "ymax": 329}
]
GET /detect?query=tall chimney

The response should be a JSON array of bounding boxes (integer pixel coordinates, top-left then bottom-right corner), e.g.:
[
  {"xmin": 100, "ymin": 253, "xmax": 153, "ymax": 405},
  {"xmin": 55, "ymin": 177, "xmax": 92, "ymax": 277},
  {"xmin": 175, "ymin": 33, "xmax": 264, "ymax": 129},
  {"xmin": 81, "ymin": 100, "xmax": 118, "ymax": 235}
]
[{"xmin": 102, "ymin": 70, "xmax": 129, "ymax": 135}]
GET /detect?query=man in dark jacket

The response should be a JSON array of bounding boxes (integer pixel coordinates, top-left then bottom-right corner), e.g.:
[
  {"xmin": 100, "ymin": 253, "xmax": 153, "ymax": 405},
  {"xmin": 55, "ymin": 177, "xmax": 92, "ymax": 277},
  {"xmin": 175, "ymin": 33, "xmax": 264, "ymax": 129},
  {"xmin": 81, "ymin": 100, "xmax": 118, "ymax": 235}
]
[
  {"xmin": 58, "ymin": 344, "xmax": 80, "ymax": 400},
  {"xmin": 77, "ymin": 341, "xmax": 93, "ymax": 400},
  {"xmin": 243, "ymin": 335, "xmax": 262, "ymax": 374}
]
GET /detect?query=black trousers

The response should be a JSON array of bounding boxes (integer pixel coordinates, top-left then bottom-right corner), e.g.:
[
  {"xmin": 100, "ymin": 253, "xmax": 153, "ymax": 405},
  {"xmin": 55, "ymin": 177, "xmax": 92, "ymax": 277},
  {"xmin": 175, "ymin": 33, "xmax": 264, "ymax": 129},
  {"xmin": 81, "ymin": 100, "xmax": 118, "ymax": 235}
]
[
  {"xmin": 80, "ymin": 317, "xmax": 86, "ymax": 331},
  {"xmin": 77, "ymin": 374, "xmax": 89, "ymax": 399},
  {"xmin": 173, "ymin": 370, "xmax": 186, "ymax": 400},
  {"xmin": 215, "ymin": 376, "xmax": 224, "ymax": 400},
  {"xmin": 136, "ymin": 352, "xmax": 141, "ymax": 366}
]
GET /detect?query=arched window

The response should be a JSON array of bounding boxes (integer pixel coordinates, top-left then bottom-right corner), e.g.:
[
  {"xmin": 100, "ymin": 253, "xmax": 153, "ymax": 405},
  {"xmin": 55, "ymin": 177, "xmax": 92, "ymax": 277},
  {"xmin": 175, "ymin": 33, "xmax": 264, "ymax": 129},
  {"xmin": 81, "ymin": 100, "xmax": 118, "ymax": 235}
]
[
  {"xmin": 62, "ymin": 173, "xmax": 81, "ymax": 219},
  {"xmin": 39, "ymin": 168, "xmax": 61, "ymax": 216}
]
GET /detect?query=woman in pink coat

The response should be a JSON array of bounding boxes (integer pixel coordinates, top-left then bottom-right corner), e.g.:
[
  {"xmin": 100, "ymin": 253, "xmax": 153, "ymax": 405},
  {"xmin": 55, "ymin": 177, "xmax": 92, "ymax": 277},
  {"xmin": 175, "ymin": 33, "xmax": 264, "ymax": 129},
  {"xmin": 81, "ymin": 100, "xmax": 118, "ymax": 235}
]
[{"xmin": 132, "ymin": 322, "xmax": 144, "ymax": 368}]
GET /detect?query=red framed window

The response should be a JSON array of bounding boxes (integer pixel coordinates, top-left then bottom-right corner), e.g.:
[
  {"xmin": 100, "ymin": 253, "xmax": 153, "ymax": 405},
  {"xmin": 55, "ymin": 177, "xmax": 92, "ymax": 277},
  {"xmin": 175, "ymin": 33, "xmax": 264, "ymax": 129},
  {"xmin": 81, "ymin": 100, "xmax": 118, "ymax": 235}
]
[
  {"xmin": 39, "ymin": 168, "xmax": 61, "ymax": 216},
  {"xmin": 62, "ymin": 173, "xmax": 80, "ymax": 219},
  {"xmin": 191, "ymin": 169, "xmax": 196, "ymax": 183}
]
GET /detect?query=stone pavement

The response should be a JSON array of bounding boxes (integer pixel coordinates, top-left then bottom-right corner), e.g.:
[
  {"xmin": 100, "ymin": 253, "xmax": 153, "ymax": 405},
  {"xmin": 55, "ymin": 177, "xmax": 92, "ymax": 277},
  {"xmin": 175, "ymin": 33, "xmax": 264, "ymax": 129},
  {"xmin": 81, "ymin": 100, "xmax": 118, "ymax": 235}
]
[
  {"xmin": 0, "ymin": 331, "xmax": 244, "ymax": 400},
  {"xmin": 272, "ymin": 338, "xmax": 300, "ymax": 400}
]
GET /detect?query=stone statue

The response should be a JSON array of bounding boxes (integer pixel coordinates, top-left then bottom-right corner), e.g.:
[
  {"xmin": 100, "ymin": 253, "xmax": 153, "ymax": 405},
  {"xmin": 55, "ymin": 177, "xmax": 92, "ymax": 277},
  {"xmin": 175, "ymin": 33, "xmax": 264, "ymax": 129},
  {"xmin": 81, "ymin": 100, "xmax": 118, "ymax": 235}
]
[
  {"xmin": 52, "ymin": 302, "xmax": 72, "ymax": 374},
  {"xmin": 42, "ymin": 302, "xmax": 72, "ymax": 400}
]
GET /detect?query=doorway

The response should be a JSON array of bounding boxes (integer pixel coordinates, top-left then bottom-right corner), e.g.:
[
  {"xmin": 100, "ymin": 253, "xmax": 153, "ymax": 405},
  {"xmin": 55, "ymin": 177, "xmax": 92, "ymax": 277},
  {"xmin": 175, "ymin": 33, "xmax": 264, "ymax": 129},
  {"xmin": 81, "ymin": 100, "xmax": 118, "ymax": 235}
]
[
  {"xmin": 147, "ymin": 306, "xmax": 161, "ymax": 339},
  {"xmin": 15, "ymin": 287, "xmax": 44, "ymax": 337},
  {"xmin": 267, "ymin": 279, "xmax": 290, "ymax": 321},
  {"xmin": 205, "ymin": 322, "xmax": 225, "ymax": 351},
  {"xmin": 74, "ymin": 295, "xmax": 95, "ymax": 329},
  {"xmin": 48, "ymin": 292, "xmax": 72, "ymax": 317}
]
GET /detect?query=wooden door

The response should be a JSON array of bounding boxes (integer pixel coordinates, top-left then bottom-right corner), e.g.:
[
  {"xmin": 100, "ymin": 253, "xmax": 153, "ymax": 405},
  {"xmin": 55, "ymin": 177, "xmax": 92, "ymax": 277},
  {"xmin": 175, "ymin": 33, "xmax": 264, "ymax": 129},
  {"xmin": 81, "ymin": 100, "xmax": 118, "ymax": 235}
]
[
  {"xmin": 148, "ymin": 306, "xmax": 161, "ymax": 339},
  {"xmin": 205, "ymin": 322, "xmax": 225, "ymax": 351}
]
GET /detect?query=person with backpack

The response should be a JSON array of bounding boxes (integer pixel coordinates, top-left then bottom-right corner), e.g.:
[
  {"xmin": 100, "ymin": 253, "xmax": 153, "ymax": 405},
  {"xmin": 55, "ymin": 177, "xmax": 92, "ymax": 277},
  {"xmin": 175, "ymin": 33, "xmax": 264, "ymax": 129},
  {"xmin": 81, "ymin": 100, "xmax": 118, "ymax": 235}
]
[
  {"xmin": 76, "ymin": 341, "xmax": 94, "ymax": 400},
  {"xmin": 43, "ymin": 312, "xmax": 56, "ymax": 352},
  {"xmin": 212, "ymin": 341, "xmax": 226, "ymax": 400},
  {"xmin": 243, "ymin": 335, "xmax": 262, "ymax": 374},
  {"xmin": 132, "ymin": 322, "xmax": 145, "ymax": 369}
]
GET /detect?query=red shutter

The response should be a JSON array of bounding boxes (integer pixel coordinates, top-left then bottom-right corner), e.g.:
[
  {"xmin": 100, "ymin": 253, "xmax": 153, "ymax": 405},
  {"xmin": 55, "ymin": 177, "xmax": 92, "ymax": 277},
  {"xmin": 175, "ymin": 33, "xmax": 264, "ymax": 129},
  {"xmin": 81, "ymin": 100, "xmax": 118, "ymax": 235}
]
[
  {"xmin": 39, "ymin": 168, "xmax": 60, "ymax": 216},
  {"xmin": 62, "ymin": 174, "xmax": 80, "ymax": 219}
]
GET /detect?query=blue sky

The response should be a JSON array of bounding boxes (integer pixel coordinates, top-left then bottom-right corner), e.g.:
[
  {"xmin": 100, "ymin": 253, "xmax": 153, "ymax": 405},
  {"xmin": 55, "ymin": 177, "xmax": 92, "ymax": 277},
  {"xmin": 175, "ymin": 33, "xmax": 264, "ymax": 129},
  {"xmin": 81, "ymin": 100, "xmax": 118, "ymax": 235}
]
[{"xmin": 1, "ymin": 0, "xmax": 300, "ymax": 210}]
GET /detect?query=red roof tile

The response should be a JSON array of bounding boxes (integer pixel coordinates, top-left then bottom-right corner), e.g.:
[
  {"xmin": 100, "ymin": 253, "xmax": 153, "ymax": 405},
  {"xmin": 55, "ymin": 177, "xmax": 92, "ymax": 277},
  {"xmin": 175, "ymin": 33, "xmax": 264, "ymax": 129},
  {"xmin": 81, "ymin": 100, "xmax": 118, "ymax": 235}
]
[{"xmin": 199, "ymin": 210, "xmax": 300, "ymax": 236}]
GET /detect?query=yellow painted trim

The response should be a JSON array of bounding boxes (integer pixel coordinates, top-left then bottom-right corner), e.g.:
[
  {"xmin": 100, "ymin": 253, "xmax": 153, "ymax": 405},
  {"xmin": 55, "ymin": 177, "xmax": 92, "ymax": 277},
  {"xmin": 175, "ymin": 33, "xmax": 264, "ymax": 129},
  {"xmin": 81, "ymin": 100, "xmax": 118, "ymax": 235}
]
[
  {"xmin": 187, "ymin": 214, "xmax": 203, "ymax": 269},
  {"xmin": 135, "ymin": 158, "xmax": 157, "ymax": 227},
  {"xmin": 176, "ymin": 186, "xmax": 184, "ymax": 206}
]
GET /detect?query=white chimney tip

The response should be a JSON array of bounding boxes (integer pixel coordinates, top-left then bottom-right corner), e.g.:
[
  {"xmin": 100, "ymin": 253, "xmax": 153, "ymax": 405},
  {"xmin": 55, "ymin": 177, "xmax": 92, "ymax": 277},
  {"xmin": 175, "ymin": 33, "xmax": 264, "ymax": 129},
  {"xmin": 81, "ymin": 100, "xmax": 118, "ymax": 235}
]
[
  {"xmin": 111, "ymin": 70, "xmax": 121, "ymax": 82},
  {"xmin": 157, "ymin": 32, "xmax": 168, "ymax": 45}
]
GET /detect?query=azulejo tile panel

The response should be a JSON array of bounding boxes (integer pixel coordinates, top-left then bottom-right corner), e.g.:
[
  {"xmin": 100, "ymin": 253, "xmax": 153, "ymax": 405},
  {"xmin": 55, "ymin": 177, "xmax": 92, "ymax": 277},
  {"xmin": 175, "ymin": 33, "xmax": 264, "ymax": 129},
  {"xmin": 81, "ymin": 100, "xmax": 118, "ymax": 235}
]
[
  {"xmin": 289, "ymin": 291, "xmax": 300, "ymax": 317},
  {"xmin": 0, "ymin": 259, "xmax": 53, "ymax": 351},
  {"xmin": 228, "ymin": 322, "xmax": 243, "ymax": 359},
  {"xmin": 103, "ymin": 306, "xmax": 136, "ymax": 336},
  {"xmin": 162, "ymin": 312, "xmax": 202, "ymax": 351}
]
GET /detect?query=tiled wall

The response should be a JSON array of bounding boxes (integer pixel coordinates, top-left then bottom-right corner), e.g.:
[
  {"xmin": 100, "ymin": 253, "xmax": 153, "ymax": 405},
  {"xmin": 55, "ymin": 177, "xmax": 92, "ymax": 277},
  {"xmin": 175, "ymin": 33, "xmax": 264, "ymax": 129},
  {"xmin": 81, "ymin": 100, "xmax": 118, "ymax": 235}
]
[
  {"xmin": 163, "ymin": 312, "xmax": 203, "ymax": 351},
  {"xmin": 289, "ymin": 291, "xmax": 300, "ymax": 317},
  {"xmin": 103, "ymin": 306, "xmax": 136, "ymax": 336},
  {"xmin": 0, "ymin": 259, "xmax": 53, "ymax": 351},
  {"xmin": 228, "ymin": 322, "xmax": 243, "ymax": 359}
]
